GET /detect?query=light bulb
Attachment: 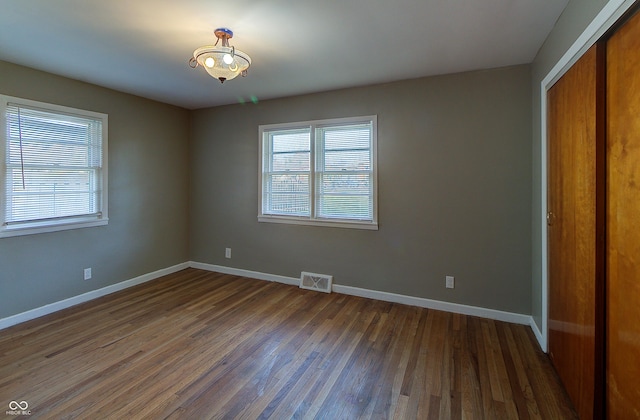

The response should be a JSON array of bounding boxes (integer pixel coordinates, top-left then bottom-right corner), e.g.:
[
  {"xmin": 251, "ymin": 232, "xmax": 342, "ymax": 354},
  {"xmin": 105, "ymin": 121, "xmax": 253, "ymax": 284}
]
[
  {"xmin": 204, "ymin": 57, "xmax": 215, "ymax": 68},
  {"xmin": 223, "ymin": 53, "xmax": 234, "ymax": 65}
]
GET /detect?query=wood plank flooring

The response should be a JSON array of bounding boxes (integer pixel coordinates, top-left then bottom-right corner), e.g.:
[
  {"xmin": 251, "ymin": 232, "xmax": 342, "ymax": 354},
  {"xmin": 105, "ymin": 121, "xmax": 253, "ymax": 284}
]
[{"xmin": 0, "ymin": 268, "xmax": 576, "ymax": 419}]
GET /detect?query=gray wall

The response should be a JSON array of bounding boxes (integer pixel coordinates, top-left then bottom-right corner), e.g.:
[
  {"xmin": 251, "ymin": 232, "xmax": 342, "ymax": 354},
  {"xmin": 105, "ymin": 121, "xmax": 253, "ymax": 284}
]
[
  {"xmin": 0, "ymin": 61, "xmax": 190, "ymax": 319},
  {"xmin": 530, "ymin": 0, "xmax": 609, "ymax": 329},
  {"xmin": 0, "ymin": 59, "xmax": 537, "ymax": 320},
  {"xmin": 190, "ymin": 65, "xmax": 533, "ymax": 314}
]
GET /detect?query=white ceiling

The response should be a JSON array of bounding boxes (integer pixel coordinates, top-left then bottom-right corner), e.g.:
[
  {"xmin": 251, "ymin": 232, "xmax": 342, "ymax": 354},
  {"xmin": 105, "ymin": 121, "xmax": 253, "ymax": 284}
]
[{"xmin": 0, "ymin": 0, "xmax": 568, "ymax": 110}]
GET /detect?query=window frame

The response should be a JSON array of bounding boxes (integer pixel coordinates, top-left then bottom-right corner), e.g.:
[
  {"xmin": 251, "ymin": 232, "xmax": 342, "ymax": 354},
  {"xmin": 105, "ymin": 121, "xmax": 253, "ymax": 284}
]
[
  {"xmin": 0, "ymin": 95, "xmax": 109, "ymax": 238},
  {"xmin": 258, "ymin": 115, "xmax": 378, "ymax": 230}
]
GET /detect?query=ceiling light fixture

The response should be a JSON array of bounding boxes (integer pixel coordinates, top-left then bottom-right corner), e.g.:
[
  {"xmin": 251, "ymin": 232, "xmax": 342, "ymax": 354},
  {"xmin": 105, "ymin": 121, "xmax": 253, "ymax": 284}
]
[{"xmin": 189, "ymin": 28, "xmax": 251, "ymax": 83}]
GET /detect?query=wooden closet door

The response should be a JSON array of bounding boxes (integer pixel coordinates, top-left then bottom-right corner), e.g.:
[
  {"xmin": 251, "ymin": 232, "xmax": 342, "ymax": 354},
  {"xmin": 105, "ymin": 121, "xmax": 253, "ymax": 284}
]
[
  {"xmin": 547, "ymin": 43, "xmax": 604, "ymax": 420},
  {"xmin": 606, "ymin": 9, "xmax": 640, "ymax": 419}
]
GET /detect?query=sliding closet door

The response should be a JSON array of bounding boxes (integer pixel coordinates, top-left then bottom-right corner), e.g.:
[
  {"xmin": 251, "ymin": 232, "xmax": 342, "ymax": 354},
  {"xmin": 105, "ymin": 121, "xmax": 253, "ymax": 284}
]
[
  {"xmin": 606, "ymin": 9, "xmax": 640, "ymax": 419},
  {"xmin": 547, "ymin": 43, "xmax": 604, "ymax": 420}
]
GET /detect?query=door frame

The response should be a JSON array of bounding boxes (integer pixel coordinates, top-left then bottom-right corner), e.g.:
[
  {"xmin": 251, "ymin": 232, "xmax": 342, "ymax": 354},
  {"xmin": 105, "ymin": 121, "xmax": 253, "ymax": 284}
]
[{"xmin": 538, "ymin": 0, "xmax": 636, "ymax": 352}]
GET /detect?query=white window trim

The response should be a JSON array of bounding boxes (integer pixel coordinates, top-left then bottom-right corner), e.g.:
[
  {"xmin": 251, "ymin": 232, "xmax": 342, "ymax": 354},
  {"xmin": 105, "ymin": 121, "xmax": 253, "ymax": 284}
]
[
  {"xmin": 0, "ymin": 95, "xmax": 109, "ymax": 238},
  {"xmin": 258, "ymin": 115, "xmax": 378, "ymax": 230}
]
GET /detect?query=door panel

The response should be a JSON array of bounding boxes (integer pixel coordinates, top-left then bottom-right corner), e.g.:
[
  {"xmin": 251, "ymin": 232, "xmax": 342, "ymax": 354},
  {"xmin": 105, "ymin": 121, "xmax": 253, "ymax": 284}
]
[
  {"xmin": 606, "ymin": 9, "xmax": 640, "ymax": 419},
  {"xmin": 547, "ymin": 44, "xmax": 603, "ymax": 420}
]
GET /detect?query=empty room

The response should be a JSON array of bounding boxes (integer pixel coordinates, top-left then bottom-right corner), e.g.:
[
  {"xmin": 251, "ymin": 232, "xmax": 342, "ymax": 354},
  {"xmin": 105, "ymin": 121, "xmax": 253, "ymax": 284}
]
[{"xmin": 1, "ymin": 0, "xmax": 638, "ymax": 418}]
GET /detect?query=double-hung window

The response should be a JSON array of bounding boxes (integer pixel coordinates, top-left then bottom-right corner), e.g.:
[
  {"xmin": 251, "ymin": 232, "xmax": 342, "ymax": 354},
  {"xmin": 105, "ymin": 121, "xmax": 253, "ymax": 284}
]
[
  {"xmin": 259, "ymin": 115, "xmax": 377, "ymax": 229},
  {"xmin": 0, "ymin": 95, "xmax": 108, "ymax": 238}
]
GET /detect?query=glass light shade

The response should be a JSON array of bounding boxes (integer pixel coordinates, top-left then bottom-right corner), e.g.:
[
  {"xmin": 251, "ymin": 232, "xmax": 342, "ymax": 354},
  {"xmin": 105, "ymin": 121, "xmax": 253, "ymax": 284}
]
[{"xmin": 193, "ymin": 45, "xmax": 251, "ymax": 82}]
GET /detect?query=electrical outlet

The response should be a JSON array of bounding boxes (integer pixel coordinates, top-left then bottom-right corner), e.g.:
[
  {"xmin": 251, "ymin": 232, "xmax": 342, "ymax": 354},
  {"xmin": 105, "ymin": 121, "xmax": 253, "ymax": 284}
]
[
  {"xmin": 84, "ymin": 268, "xmax": 92, "ymax": 280},
  {"xmin": 225, "ymin": 248, "xmax": 231, "ymax": 259},
  {"xmin": 445, "ymin": 275, "xmax": 455, "ymax": 289}
]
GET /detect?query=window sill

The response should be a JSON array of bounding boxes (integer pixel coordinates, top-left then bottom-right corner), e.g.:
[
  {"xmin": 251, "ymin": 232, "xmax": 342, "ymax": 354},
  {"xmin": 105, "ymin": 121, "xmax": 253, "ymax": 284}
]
[
  {"xmin": 258, "ymin": 215, "xmax": 378, "ymax": 230},
  {"xmin": 0, "ymin": 217, "xmax": 109, "ymax": 238}
]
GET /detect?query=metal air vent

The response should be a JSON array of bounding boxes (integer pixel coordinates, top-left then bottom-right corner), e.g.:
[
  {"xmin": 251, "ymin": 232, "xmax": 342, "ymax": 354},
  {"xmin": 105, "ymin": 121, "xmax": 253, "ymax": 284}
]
[{"xmin": 300, "ymin": 272, "xmax": 333, "ymax": 293}]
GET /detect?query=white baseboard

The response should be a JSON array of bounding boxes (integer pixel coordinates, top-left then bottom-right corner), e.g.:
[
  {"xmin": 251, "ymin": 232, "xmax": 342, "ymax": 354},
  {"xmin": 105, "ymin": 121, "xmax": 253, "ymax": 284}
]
[
  {"xmin": 189, "ymin": 261, "xmax": 300, "ymax": 286},
  {"xmin": 189, "ymin": 262, "xmax": 535, "ymax": 329},
  {"xmin": 0, "ymin": 262, "xmax": 190, "ymax": 330},
  {"xmin": 332, "ymin": 283, "xmax": 532, "ymax": 326},
  {"xmin": 1, "ymin": 261, "xmax": 543, "ymax": 351}
]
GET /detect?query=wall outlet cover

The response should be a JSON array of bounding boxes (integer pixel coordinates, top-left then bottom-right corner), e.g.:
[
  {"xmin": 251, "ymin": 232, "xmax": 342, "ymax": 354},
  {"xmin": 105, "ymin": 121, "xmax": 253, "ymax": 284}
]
[{"xmin": 446, "ymin": 275, "xmax": 455, "ymax": 289}]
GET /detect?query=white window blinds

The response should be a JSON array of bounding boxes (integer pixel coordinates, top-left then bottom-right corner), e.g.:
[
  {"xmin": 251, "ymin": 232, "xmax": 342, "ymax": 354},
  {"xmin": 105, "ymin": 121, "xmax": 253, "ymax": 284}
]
[
  {"xmin": 259, "ymin": 116, "xmax": 377, "ymax": 229},
  {"xmin": 316, "ymin": 122, "xmax": 373, "ymax": 220},
  {"xmin": 1, "ymin": 96, "xmax": 108, "ymax": 236}
]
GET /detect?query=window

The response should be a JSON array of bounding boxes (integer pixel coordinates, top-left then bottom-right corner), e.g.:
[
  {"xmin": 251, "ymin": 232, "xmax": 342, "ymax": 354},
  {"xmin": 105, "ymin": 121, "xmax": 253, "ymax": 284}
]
[
  {"xmin": 259, "ymin": 115, "xmax": 377, "ymax": 229},
  {"xmin": 0, "ymin": 95, "xmax": 108, "ymax": 238}
]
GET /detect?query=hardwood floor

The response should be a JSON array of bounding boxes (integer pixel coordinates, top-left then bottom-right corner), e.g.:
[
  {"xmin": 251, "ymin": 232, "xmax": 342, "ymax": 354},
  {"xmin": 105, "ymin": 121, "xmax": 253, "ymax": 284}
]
[{"xmin": 0, "ymin": 268, "xmax": 576, "ymax": 419}]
